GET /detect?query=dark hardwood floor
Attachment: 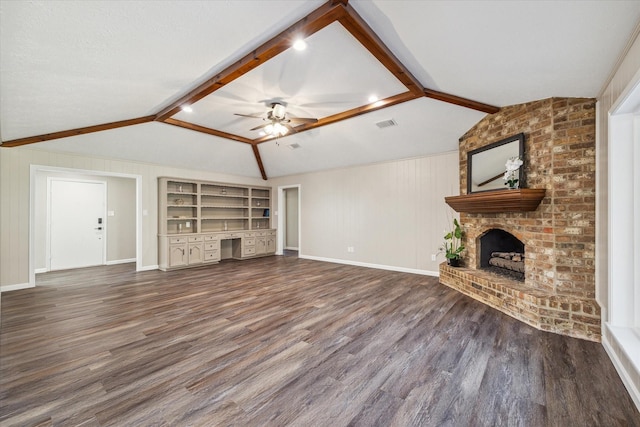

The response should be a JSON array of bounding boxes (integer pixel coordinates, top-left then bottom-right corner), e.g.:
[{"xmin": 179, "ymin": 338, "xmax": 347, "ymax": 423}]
[{"xmin": 1, "ymin": 256, "xmax": 638, "ymax": 426}]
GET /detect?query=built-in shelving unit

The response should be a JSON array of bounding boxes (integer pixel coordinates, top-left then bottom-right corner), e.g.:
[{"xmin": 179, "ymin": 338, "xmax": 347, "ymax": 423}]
[
  {"xmin": 158, "ymin": 177, "xmax": 275, "ymax": 271},
  {"xmin": 445, "ymin": 188, "xmax": 546, "ymax": 213}
]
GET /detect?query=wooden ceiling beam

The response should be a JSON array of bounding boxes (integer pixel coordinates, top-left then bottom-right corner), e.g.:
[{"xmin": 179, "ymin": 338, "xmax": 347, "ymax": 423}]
[
  {"xmin": 0, "ymin": 116, "xmax": 155, "ymax": 148},
  {"xmin": 162, "ymin": 118, "xmax": 254, "ymax": 144},
  {"xmin": 424, "ymin": 88, "xmax": 500, "ymax": 114},
  {"xmin": 251, "ymin": 144, "xmax": 268, "ymax": 180},
  {"xmin": 337, "ymin": 3, "xmax": 424, "ymax": 97},
  {"xmin": 154, "ymin": 1, "xmax": 349, "ymax": 122}
]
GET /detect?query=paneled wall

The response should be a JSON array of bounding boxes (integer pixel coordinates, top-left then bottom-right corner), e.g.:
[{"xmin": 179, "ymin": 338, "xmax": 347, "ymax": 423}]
[
  {"xmin": 0, "ymin": 147, "xmax": 267, "ymax": 288},
  {"xmin": 1, "ymin": 146, "xmax": 459, "ymax": 287},
  {"xmin": 271, "ymin": 151, "xmax": 460, "ymax": 274}
]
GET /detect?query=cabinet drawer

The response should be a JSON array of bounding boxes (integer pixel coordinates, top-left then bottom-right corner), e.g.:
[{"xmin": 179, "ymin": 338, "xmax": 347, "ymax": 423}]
[
  {"xmin": 244, "ymin": 237, "xmax": 256, "ymax": 246},
  {"xmin": 204, "ymin": 242, "xmax": 218, "ymax": 250},
  {"xmin": 203, "ymin": 234, "xmax": 218, "ymax": 241},
  {"xmin": 169, "ymin": 237, "xmax": 187, "ymax": 244},
  {"xmin": 267, "ymin": 230, "xmax": 276, "ymax": 237},
  {"xmin": 188, "ymin": 236, "xmax": 204, "ymax": 243},
  {"xmin": 244, "ymin": 232, "xmax": 255, "ymax": 238},
  {"xmin": 244, "ymin": 246, "xmax": 256, "ymax": 255},
  {"xmin": 222, "ymin": 233, "xmax": 242, "ymax": 239},
  {"xmin": 204, "ymin": 250, "xmax": 219, "ymax": 261},
  {"xmin": 256, "ymin": 231, "xmax": 267, "ymax": 237}
]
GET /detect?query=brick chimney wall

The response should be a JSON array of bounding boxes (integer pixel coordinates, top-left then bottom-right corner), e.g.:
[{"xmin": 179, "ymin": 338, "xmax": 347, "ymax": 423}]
[
  {"xmin": 459, "ymin": 97, "xmax": 596, "ymax": 298},
  {"xmin": 451, "ymin": 97, "xmax": 600, "ymax": 340}
]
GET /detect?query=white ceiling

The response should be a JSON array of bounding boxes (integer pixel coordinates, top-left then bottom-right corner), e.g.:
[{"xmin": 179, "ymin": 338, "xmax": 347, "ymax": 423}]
[{"xmin": 1, "ymin": 0, "xmax": 639, "ymax": 179}]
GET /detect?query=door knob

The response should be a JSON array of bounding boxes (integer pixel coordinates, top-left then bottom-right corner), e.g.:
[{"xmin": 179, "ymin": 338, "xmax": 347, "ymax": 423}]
[{"xmin": 95, "ymin": 227, "xmax": 103, "ymax": 230}]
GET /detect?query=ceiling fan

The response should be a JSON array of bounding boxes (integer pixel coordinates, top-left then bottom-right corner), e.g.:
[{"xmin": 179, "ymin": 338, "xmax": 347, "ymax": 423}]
[{"xmin": 235, "ymin": 102, "xmax": 318, "ymax": 137}]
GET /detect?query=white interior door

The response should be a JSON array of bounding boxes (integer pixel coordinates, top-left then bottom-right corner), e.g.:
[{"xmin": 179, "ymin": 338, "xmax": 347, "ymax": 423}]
[{"xmin": 49, "ymin": 179, "xmax": 106, "ymax": 271}]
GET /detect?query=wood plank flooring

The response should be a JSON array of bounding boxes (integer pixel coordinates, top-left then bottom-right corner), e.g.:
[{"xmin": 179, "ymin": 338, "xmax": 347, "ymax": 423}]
[{"xmin": 1, "ymin": 255, "xmax": 638, "ymax": 426}]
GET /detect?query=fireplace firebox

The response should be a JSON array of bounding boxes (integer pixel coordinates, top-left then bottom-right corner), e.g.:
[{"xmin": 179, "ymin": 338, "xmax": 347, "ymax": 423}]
[{"xmin": 478, "ymin": 229, "xmax": 525, "ymax": 281}]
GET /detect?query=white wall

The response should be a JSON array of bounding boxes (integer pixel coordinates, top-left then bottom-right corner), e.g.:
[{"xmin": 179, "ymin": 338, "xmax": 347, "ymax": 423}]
[
  {"xmin": 271, "ymin": 151, "xmax": 459, "ymax": 275},
  {"xmin": 597, "ymin": 24, "xmax": 640, "ymax": 409},
  {"xmin": 0, "ymin": 146, "xmax": 268, "ymax": 288}
]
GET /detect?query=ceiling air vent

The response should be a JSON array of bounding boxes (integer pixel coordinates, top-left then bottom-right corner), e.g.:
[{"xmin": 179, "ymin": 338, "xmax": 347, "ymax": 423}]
[
  {"xmin": 288, "ymin": 143, "xmax": 301, "ymax": 150},
  {"xmin": 375, "ymin": 119, "xmax": 397, "ymax": 129}
]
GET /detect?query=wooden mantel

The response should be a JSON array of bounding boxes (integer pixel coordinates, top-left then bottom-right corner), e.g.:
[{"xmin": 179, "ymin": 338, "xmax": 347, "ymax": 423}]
[{"xmin": 445, "ymin": 188, "xmax": 546, "ymax": 213}]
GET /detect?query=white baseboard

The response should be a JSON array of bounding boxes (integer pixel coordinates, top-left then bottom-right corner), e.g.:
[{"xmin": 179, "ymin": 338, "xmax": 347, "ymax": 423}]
[
  {"xmin": 34, "ymin": 268, "xmax": 48, "ymax": 274},
  {"xmin": 298, "ymin": 254, "xmax": 439, "ymax": 277},
  {"xmin": 284, "ymin": 246, "xmax": 299, "ymax": 251},
  {"xmin": 602, "ymin": 324, "xmax": 640, "ymax": 412},
  {"xmin": 137, "ymin": 264, "xmax": 159, "ymax": 272},
  {"xmin": 0, "ymin": 282, "xmax": 34, "ymax": 293},
  {"xmin": 106, "ymin": 258, "xmax": 137, "ymax": 266}
]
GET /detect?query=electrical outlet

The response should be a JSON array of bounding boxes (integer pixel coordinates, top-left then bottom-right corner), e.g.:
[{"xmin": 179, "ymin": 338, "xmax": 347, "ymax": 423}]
[
  {"xmin": 347, "ymin": 246, "xmax": 355, "ymax": 253},
  {"xmin": 431, "ymin": 254, "xmax": 436, "ymax": 261}
]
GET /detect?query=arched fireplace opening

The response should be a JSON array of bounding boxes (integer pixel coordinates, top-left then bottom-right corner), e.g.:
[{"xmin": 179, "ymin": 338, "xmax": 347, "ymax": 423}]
[{"xmin": 478, "ymin": 229, "xmax": 525, "ymax": 281}]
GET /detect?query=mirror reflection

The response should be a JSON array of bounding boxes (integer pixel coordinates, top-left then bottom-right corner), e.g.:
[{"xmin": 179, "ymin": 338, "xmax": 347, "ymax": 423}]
[{"xmin": 467, "ymin": 133, "xmax": 524, "ymax": 193}]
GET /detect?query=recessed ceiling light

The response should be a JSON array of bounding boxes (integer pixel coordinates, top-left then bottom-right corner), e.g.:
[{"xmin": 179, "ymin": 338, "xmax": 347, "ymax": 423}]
[
  {"xmin": 293, "ymin": 39, "xmax": 307, "ymax": 51},
  {"xmin": 368, "ymin": 95, "xmax": 379, "ymax": 103},
  {"xmin": 181, "ymin": 106, "xmax": 193, "ymax": 113}
]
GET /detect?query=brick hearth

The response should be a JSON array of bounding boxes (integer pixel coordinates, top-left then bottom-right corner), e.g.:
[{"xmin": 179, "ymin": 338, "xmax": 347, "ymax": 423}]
[{"xmin": 439, "ymin": 97, "xmax": 601, "ymax": 342}]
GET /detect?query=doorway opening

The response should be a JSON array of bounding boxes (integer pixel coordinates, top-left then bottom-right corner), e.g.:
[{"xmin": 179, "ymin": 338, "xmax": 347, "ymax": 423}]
[
  {"xmin": 48, "ymin": 178, "xmax": 107, "ymax": 271},
  {"xmin": 30, "ymin": 165, "xmax": 142, "ymax": 286},
  {"xmin": 277, "ymin": 184, "xmax": 301, "ymax": 257}
]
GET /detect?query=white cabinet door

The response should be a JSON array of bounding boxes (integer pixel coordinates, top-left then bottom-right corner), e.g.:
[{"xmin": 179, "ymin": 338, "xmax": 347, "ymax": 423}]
[
  {"xmin": 188, "ymin": 243, "xmax": 204, "ymax": 264},
  {"xmin": 169, "ymin": 245, "xmax": 187, "ymax": 267},
  {"xmin": 266, "ymin": 236, "xmax": 276, "ymax": 253},
  {"xmin": 256, "ymin": 237, "xmax": 266, "ymax": 254}
]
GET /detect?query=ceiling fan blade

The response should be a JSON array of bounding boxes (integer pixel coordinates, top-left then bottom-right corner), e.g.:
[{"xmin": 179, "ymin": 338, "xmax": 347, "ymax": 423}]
[
  {"xmin": 235, "ymin": 113, "xmax": 264, "ymax": 119},
  {"xmin": 250, "ymin": 123, "xmax": 271, "ymax": 131},
  {"xmin": 284, "ymin": 123, "xmax": 298, "ymax": 134},
  {"xmin": 288, "ymin": 117, "xmax": 318, "ymax": 124}
]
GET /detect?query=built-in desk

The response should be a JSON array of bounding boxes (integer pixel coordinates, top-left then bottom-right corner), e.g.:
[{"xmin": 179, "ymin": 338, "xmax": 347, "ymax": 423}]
[{"xmin": 158, "ymin": 229, "xmax": 276, "ymax": 271}]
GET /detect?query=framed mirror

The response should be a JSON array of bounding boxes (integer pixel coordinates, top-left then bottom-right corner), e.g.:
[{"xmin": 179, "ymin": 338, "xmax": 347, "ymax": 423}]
[{"xmin": 467, "ymin": 133, "xmax": 525, "ymax": 193}]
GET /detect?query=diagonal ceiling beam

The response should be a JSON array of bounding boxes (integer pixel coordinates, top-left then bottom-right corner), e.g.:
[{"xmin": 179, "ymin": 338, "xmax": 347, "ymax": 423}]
[
  {"xmin": 0, "ymin": 116, "xmax": 155, "ymax": 147},
  {"xmin": 424, "ymin": 89, "xmax": 499, "ymax": 114},
  {"xmin": 163, "ymin": 118, "xmax": 254, "ymax": 144},
  {"xmin": 251, "ymin": 144, "xmax": 268, "ymax": 181}
]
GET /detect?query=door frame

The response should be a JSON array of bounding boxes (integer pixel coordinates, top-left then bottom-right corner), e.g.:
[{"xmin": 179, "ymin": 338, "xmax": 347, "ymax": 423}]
[
  {"xmin": 46, "ymin": 177, "xmax": 107, "ymax": 271},
  {"xmin": 30, "ymin": 165, "xmax": 143, "ymax": 286},
  {"xmin": 277, "ymin": 184, "xmax": 301, "ymax": 255}
]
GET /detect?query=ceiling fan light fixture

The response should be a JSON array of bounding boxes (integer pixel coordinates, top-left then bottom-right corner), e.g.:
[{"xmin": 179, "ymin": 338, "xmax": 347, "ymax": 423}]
[
  {"xmin": 273, "ymin": 122, "xmax": 287, "ymax": 136},
  {"xmin": 272, "ymin": 103, "xmax": 287, "ymax": 119}
]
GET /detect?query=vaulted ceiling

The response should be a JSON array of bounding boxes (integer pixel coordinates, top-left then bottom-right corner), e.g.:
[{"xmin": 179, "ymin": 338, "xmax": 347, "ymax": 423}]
[{"xmin": 1, "ymin": 0, "xmax": 639, "ymax": 179}]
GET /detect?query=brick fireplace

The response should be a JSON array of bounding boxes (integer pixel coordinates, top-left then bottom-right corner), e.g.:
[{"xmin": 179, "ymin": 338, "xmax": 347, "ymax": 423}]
[{"xmin": 439, "ymin": 97, "xmax": 601, "ymax": 342}]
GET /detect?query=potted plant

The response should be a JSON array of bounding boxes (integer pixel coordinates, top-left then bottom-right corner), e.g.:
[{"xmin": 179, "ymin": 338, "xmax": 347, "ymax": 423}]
[{"xmin": 442, "ymin": 218, "xmax": 465, "ymax": 266}]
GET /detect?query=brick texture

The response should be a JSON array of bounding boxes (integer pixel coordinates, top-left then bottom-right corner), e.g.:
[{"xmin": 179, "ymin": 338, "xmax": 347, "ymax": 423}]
[{"xmin": 440, "ymin": 97, "xmax": 600, "ymax": 342}]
